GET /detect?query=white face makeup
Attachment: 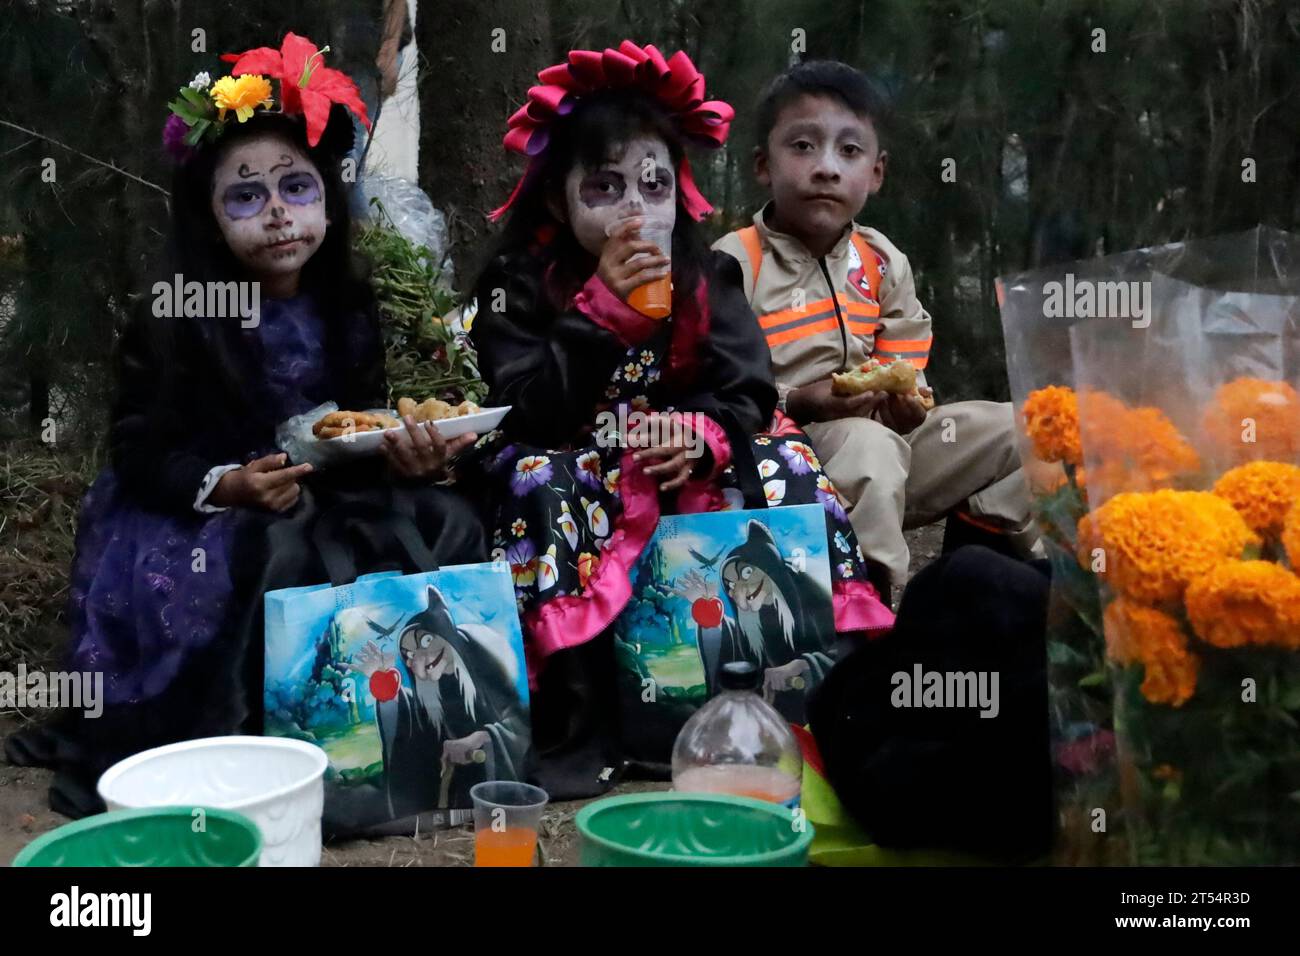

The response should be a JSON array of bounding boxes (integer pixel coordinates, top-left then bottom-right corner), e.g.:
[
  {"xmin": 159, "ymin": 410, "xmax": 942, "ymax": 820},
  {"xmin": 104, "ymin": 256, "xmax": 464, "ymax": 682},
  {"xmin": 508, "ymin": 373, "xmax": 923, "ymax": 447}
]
[
  {"xmin": 210, "ymin": 135, "xmax": 328, "ymax": 292},
  {"xmin": 562, "ymin": 136, "xmax": 677, "ymax": 256}
]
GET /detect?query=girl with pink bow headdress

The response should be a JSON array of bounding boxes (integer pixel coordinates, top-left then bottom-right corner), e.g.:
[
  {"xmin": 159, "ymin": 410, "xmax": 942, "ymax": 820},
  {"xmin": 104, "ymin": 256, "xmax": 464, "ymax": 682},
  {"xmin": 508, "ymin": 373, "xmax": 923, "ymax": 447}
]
[{"xmin": 463, "ymin": 42, "xmax": 894, "ymax": 795}]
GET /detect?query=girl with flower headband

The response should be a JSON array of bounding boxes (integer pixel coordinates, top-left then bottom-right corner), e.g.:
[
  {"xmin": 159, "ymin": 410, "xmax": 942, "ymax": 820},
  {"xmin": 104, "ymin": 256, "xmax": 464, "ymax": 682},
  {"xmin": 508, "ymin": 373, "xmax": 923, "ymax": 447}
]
[
  {"xmin": 467, "ymin": 42, "xmax": 894, "ymax": 795},
  {"xmin": 7, "ymin": 34, "xmax": 485, "ymax": 816}
]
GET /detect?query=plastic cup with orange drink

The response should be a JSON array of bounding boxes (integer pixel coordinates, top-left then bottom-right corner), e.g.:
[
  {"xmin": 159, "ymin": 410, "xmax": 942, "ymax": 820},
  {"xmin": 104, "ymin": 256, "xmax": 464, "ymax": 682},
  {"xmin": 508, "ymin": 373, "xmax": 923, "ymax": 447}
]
[
  {"xmin": 470, "ymin": 781, "xmax": 549, "ymax": 867},
  {"xmin": 605, "ymin": 215, "xmax": 673, "ymax": 319}
]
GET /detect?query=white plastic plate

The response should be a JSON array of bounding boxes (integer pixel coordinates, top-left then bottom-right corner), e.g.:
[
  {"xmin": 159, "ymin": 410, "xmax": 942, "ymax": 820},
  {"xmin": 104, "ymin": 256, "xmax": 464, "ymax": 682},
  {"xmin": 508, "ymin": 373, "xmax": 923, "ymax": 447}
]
[{"xmin": 316, "ymin": 405, "xmax": 511, "ymax": 455}]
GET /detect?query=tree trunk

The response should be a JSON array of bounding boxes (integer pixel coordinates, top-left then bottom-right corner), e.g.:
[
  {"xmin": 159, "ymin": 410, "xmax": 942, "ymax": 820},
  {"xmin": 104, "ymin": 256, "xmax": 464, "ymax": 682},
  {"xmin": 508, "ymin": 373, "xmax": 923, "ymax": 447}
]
[{"xmin": 417, "ymin": 0, "xmax": 552, "ymax": 289}]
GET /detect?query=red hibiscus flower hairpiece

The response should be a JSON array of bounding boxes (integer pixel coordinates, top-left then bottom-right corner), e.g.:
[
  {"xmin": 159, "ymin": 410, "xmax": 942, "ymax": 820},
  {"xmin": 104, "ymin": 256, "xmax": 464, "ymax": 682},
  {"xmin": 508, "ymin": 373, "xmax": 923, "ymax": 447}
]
[
  {"xmin": 490, "ymin": 41, "xmax": 734, "ymax": 223},
  {"xmin": 221, "ymin": 32, "xmax": 371, "ymax": 148}
]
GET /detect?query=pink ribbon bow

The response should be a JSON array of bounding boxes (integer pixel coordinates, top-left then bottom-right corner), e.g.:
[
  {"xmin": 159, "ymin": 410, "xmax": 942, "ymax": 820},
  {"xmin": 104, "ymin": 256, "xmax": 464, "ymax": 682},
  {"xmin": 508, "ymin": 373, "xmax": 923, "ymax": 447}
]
[{"xmin": 489, "ymin": 41, "xmax": 734, "ymax": 223}]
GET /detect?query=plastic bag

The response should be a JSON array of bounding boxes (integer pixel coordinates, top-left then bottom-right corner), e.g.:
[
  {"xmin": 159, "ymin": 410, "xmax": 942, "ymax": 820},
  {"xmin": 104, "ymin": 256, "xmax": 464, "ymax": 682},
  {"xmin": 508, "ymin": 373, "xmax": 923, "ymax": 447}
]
[
  {"xmin": 358, "ymin": 174, "xmax": 453, "ymax": 281},
  {"xmin": 276, "ymin": 401, "xmax": 397, "ymax": 471},
  {"xmin": 1000, "ymin": 226, "xmax": 1300, "ymax": 865},
  {"xmin": 1065, "ymin": 233, "xmax": 1300, "ymax": 865}
]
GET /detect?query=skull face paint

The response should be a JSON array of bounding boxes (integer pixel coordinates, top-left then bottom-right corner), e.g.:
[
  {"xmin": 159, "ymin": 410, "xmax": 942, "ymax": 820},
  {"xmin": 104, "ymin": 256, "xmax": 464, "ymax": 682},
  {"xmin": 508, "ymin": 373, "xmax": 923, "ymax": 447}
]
[
  {"xmin": 563, "ymin": 136, "xmax": 676, "ymax": 256},
  {"xmin": 210, "ymin": 135, "xmax": 328, "ymax": 293}
]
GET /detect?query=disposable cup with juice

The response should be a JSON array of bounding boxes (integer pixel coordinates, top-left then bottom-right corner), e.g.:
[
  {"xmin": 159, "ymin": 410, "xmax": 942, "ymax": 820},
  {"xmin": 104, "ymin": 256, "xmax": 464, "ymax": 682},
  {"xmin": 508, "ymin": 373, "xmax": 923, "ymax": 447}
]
[
  {"xmin": 470, "ymin": 781, "xmax": 549, "ymax": 867},
  {"xmin": 606, "ymin": 215, "xmax": 673, "ymax": 319}
]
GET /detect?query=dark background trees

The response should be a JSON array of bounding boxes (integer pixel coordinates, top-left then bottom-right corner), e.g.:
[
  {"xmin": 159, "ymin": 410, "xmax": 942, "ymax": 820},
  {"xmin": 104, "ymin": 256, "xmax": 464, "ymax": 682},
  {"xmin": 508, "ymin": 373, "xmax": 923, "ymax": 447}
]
[{"xmin": 2, "ymin": 0, "xmax": 1298, "ymax": 442}]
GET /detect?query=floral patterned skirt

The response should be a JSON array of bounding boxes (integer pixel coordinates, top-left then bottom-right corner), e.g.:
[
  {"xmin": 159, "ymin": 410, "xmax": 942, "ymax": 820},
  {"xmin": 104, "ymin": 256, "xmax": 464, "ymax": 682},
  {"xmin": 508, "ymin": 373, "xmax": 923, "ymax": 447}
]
[{"xmin": 475, "ymin": 411, "xmax": 893, "ymax": 681}]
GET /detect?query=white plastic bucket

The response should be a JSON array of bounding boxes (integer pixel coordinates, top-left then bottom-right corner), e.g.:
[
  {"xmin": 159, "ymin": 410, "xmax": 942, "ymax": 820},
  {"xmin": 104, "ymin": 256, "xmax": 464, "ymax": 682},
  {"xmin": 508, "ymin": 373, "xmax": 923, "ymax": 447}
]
[{"xmin": 97, "ymin": 736, "xmax": 328, "ymax": 867}]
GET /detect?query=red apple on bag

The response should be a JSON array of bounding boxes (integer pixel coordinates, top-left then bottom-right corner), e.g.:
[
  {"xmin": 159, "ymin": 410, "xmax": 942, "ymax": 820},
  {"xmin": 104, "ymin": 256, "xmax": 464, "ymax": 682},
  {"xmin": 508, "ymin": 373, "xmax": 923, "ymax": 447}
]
[
  {"xmin": 692, "ymin": 596, "xmax": 724, "ymax": 628},
  {"xmin": 369, "ymin": 668, "xmax": 402, "ymax": 702}
]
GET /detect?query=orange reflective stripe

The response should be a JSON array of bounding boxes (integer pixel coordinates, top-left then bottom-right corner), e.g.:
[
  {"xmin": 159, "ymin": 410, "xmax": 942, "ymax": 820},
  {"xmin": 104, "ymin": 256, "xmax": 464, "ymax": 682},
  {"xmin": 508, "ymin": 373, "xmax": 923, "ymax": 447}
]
[
  {"xmin": 875, "ymin": 338, "xmax": 933, "ymax": 352},
  {"xmin": 763, "ymin": 310, "xmax": 839, "ymax": 338},
  {"xmin": 757, "ymin": 298, "xmax": 835, "ymax": 330},
  {"xmin": 845, "ymin": 320, "xmax": 881, "ymax": 336},
  {"xmin": 767, "ymin": 317, "xmax": 841, "ymax": 346},
  {"xmin": 844, "ymin": 300, "xmax": 880, "ymax": 318},
  {"xmin": 737, "ymin": 226, "xmax": 762, "ymax": 292}
]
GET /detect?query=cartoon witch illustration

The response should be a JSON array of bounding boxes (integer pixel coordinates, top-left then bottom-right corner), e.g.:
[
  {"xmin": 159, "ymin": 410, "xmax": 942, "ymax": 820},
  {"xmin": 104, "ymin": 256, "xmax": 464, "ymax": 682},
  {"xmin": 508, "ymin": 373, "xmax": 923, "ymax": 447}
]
[
  {"xmin": 346, "ymin": 586, "xmax": 530, "ymax": 819},
  {"xmin": 673, "ymin": 520, "xmax": 837, "ymax": 722}
]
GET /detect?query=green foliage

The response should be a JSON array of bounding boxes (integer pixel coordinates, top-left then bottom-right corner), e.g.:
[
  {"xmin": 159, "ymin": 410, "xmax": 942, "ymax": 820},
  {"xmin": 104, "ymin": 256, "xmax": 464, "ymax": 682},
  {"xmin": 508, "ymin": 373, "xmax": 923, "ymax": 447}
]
[
  {"xmin": 1114, "ymin": 646, "xmax": 1300, "ymax": 865},
  {"xmin": 354, "ymin": 200, "xmax": 487, "ymax": 407}
]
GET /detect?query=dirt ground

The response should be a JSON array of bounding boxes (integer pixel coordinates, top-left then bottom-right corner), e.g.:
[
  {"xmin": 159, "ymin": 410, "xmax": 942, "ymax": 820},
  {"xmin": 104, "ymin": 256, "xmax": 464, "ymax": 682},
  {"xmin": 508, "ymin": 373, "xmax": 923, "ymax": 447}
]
[{"xmin": 0, "ymin": 524, "xmax": 944, "ymax": 867}]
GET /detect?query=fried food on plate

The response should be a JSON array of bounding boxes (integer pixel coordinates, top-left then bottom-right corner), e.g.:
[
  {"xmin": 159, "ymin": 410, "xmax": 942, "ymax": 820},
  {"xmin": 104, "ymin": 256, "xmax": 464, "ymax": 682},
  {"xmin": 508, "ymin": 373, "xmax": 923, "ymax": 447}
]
[
  {"xmin": 312, "ymin": 410, "xmax": 399, "ymax": 439},
  {"xmin": 390, "ymin": 396, "xmax": 482, "ymax": 424}
]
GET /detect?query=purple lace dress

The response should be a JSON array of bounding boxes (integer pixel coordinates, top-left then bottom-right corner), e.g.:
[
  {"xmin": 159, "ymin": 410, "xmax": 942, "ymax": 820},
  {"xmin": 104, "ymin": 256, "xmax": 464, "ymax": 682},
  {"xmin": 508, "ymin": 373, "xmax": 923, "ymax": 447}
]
[{"xmin": 64, "ymin": 294, "xmax": 329, "ymax": 707}]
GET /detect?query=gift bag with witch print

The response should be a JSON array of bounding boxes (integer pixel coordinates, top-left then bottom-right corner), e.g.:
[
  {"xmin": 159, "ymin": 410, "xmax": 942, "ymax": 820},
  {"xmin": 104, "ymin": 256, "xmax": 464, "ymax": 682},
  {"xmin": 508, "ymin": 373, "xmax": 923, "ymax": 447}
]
[
  {"xmin": 613, "ymin": 503, "xmax": 838, "ymax": 764},
  {"xmin": 264, "ymin": 563, "xmax": 531, "ymax": 832}
]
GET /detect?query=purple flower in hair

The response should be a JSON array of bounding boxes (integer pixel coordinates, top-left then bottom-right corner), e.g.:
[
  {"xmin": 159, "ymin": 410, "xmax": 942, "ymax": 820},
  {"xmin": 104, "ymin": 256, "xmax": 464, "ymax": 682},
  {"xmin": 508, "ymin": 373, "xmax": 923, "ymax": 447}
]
[{"xmin": 162, "ymin": 114, "xmax": 195, "ymax": 163}]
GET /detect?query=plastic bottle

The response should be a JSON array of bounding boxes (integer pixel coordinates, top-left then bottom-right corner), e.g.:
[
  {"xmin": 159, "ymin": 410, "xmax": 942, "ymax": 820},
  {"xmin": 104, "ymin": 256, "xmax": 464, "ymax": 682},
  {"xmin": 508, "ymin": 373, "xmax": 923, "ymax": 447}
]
[{"xmin": 671, "ymin": 661, "xmax": 803, "ymax": 809}]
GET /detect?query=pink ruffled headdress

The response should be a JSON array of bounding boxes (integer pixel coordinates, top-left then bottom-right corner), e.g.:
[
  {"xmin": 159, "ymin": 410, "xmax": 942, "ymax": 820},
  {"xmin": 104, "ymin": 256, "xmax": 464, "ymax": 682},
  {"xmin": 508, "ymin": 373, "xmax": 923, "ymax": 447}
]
[{"xmin": 489, "ymin": 41, "xmax": 734, "ymax": 222}]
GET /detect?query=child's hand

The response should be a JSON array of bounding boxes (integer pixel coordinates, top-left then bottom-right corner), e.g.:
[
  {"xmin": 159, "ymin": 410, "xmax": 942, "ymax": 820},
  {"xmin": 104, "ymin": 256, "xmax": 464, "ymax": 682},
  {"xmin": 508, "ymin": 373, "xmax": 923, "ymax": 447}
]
[
  {"xmin": 381, "ymin": 415, "xmax": 477, "ymax": 481},
  {"xmin": 786, "ymin": 379, "xmax": 887, "ymax": 424},
  {"xmin": 210, "ymin": 453, "xmax": 313, "ymax": 512},
  {"xmin": 597, "ymin": 216, "xmax": 670, "ymax": 302},
  {"xmin": 874, "ymin": 387, "xmax": 932, "ymax": 434},
  {"xmin": 630, "ymin": 412, "xmax": 697, "ymax": 492}
]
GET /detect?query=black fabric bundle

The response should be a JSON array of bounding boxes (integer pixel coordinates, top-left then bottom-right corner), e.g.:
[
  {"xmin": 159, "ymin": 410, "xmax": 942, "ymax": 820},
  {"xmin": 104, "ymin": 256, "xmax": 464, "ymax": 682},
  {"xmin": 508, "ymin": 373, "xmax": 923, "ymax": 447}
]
[{"xmin": 808, "ymin": 545, "xmax": 1054, "ymax": 860}]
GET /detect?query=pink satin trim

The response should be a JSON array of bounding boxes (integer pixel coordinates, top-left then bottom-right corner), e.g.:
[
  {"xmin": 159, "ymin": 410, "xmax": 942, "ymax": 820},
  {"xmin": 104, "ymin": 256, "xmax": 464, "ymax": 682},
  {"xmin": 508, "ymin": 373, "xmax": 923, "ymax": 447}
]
[
  {"xmin": 833, "ymin": 579, "xmax": 895, "ymax": 635},
  {"xmin": 685, "ymin": 411, "xmax": 731, "ymax": 479},
  {"xmin": 572, "ymin": 273, "xmax": 660, "ymax": 346},
  {"xmin": 675, "ymin": 476, "xmax": 728, "ymax": 514},
  {"xmin": 523, "ymin": 448, "xmax": 661, "ymax": 688},
  {"xmin": 768, "ymin": 409, "xmax": 803, "ymax": 437},
  {"xmin": 663, "ymin": 281, "xmax": 710, "ymax": 389}
]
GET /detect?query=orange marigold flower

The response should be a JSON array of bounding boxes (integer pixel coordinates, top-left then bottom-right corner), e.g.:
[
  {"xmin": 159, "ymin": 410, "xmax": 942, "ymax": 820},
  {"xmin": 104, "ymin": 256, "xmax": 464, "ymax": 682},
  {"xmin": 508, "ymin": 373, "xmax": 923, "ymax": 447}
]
[
  {"xmin": 1202, "ymin": 378, "xmax": 1300, "ymax": 464},
  {"xmin": 1076, "ymin": 389, "xmax": 1132, "ymax": 444},
  {"xmin": 1185, "ymin": 560, "xmax": 1300, "ymax": 650},
  {"xmin": 1103, "ymin": 597, "xmax": 1199, "ymax": 706},
  {"xmin": 1077, "ymin": 394, "xmax": 1201, "ymax": 498},
  {"xmin": 1212, "ymin": 461, "xmax": 1300, "ymax": 537},
  {"xmin": 1022, "ymin": 386, "xmax": 1082, "ymax": 466},
  {"xmin": 1284, "ymin": 503, "xmax": 1300, "ymax": 571},
  {"xmin": 1076, "ymin": 490, "xmax": 1259, "ymax": 603},
  {"xmin": 1139, "ymin": 639, "xmax": 1199, "ymax": 708},
  {"xmin": 1103, "ymin": 598, "xmax": 1185, "ymax": 666}
]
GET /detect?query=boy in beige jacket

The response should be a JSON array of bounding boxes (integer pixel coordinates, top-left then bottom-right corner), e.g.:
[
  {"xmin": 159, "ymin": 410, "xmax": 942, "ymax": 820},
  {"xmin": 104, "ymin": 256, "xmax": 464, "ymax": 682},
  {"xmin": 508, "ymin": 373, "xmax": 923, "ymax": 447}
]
[{"xmin": 714, "ymin": 60, "xmax": 1035, "ymax": 590}]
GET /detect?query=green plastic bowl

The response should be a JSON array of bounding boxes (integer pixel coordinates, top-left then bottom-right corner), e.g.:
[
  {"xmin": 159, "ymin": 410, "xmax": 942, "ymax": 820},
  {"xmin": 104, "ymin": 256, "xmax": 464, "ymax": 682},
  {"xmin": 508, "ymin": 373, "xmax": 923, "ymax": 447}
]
[
  {"xmin": 576, "ymin": 792, "xmax": 814, "ymax": 867},
  {"xmin": 12, "ymin": 807, "xmax": 262, "ymax": 867}
]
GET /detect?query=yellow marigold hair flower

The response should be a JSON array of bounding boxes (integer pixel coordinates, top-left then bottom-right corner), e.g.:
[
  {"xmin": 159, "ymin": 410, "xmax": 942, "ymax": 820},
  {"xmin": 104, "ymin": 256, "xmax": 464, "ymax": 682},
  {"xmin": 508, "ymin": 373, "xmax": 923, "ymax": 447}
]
[
  {"xmin": 1202, "ymin": 377, "xmax": 1300, "ymax": 465},
  {"xmin": 1212, "ymin": 461, "xmax": 1300, "ymax": 537},
  {"xmin": 210, "ymin": 74, "xmax": 274, "ymax": 123},
  {"xmin": 1284, "ymin": 503, "xmax": 1300, "ymax": 571},
  {"xmin": 1021, "ymin": 386, "xmax": 1082, "ymax": 466},
  {"xmin": 1076, "ymin": 490, "xmax": 1259, "ymax": 603},
  {"xmin": 1185, "ymin": 560, "xmax": 1300, "ymax": 650}
]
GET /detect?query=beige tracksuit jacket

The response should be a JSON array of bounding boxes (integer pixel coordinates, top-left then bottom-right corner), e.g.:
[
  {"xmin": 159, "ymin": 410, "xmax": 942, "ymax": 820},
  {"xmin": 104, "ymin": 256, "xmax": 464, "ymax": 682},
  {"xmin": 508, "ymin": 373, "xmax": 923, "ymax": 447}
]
[{"xmin": 714, "ymin": 205, "xmax": 1033, "ymax": 585}]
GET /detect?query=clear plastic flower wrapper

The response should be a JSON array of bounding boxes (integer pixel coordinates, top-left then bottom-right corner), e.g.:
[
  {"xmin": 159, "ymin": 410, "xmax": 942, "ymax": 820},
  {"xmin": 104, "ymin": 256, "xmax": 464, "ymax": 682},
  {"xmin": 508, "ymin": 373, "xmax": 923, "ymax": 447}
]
[
  {"xmin": 999, "ymin": 247, "xmax": 1152, "ymax": 865},
  {"xmin": 1066, "ymin": 230, "xmax": 1300, "ymax": 865}
]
